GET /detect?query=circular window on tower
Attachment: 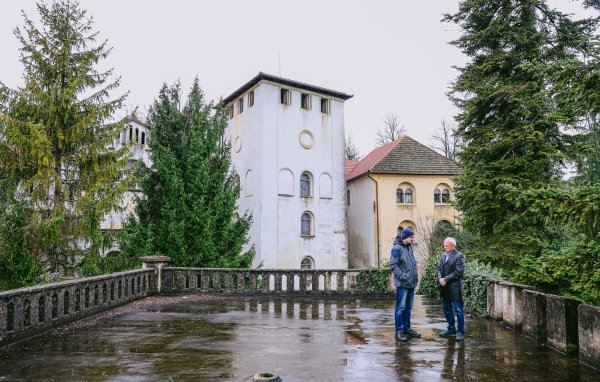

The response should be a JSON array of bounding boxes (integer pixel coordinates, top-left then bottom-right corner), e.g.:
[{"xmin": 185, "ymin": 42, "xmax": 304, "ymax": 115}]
[{"xmin": 299, "ymin": 130, "xmax": 315, "ymax": 149}]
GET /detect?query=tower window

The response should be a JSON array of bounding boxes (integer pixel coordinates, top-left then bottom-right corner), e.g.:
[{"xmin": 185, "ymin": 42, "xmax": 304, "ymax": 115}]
[
  {"xmin": 281, "ymin": 88, "xmax": 291, "ymax": 105},
  {"xmin": 301, "ymin": 212, "xmax": 313, "ymax": 237},
  {"xmin": 237, "ymin": 98, "xmax": 244, "ymax": 114},
  {"xmin": 301, "ymin": 93, "xmax": 311, "ymax": 110},
  {"xmin": 300, "ymin": 172, "xmax": 312, "ymax": 197},
  {"xmin": 321, "ymin": 98, "xmax": 330, "ymax": 114}
]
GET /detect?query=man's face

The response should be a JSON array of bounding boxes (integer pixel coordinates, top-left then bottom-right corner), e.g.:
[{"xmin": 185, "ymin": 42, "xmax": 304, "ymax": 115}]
[
  {"xmin": 443, "ymin": 240, "xmax": 456, "ymax": 253},
  {"xmin": 404, "ymin": 236, "xmax": 415, "ymax": 245}
]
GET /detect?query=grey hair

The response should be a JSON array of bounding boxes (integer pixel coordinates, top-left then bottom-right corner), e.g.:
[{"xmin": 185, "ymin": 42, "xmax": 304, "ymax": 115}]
[{"xmin": 445, "ymin": 237, "xmax": 457, "ymax": 246}]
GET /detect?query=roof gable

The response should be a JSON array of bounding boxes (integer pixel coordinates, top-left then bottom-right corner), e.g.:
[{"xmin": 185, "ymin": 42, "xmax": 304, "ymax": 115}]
[{"xmin": 346, "ymin": 136, "xmax": 462, "ymax": 181}]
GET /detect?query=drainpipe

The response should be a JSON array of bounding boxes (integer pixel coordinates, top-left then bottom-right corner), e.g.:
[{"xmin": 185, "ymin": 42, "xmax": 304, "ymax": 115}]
[{"xmin": 368, "ymin": 174, "xmax": 380, "ymax": 268}]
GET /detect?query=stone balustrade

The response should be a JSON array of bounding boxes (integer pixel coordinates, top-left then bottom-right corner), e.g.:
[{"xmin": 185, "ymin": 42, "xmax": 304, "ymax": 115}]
[
  {"xmin": 486, "ymin": 279, "xmax": 600, "ymax": 367},
  {"xmin": 0, "ymin": 269, "xmax": 155, "ymax": 346},
  {"xmin": 161, "ymin": 267, "xmax": 360, "ymax": 295}
]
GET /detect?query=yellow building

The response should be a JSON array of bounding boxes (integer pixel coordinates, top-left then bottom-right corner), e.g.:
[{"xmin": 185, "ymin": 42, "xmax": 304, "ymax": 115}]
[{"xmin": 345, "ymin": 136, "xmax": 461, "ymax": 269}]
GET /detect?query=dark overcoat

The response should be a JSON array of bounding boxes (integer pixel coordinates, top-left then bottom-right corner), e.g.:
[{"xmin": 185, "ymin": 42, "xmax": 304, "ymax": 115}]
[{"xmin": 436, "ymin": 249, "xmax": 465, "ymax": 300}]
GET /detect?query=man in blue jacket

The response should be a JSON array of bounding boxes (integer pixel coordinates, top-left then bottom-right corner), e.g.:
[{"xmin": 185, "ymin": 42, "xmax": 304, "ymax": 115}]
[{"xmin": 390, "ymin": 227, "xmax": 421, "ymax": 341}]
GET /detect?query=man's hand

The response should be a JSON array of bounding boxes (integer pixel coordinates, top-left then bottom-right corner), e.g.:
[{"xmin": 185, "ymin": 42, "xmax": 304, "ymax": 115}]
[{"xmin": 438, "ymin": 278, "xmax": 446, "ymax": 287}]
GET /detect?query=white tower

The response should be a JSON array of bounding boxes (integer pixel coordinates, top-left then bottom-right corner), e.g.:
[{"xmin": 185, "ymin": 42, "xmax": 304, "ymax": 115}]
[{"xmin": 223, "ymin": 73, "xmax": 353, "ymax": 269}]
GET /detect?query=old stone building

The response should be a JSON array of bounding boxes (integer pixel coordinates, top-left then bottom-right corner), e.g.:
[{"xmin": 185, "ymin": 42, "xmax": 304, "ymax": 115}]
[
  {"xmin": 222, "ymin": 73, "xmax": 353, "ymax": 269},
  {"xmin": 345, "ymin": 136, "xmax": 461, "ymax": 268}
]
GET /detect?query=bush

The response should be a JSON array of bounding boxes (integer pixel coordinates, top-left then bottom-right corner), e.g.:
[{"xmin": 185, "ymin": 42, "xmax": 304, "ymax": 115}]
[
  {"xmin": 463, "ymin": 261, "xmax": 503, "ymax": 315},
  {"xmin": 416, "ymin": 256, "xmax": 502, "ymax": 316},
  {"xmin": 416, "ymin": 256, "xmax": 440, "ymax": 296},
  {"xmin": 357, "ymin": 264, "xmax": 392, "ymax": 294}
]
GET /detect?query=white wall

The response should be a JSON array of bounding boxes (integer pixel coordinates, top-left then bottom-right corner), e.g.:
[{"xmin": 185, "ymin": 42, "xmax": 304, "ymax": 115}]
[
  {"xmin": 346, "ymin": 177, "xmax": 375, "ymax": 268},
  {"xmin": 228, "ymin": 80, "xmax": 348, "ymax": 269}
]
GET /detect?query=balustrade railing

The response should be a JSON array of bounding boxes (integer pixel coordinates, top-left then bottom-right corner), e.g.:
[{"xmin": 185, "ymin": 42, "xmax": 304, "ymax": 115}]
[
  {"xmin": 161, "ymin": 268, "xmax": 360, "ymax": 295},
  {"xmin": 0, "ymin": 256, "xmax": 378, "ymax": 347},
  {"xmin": 0, "ymin": 269, "xmax": 155, "ymax": 345}
]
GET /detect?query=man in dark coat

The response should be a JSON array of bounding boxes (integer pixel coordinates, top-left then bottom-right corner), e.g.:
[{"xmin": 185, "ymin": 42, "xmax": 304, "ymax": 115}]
[
  {"xmin": 437, "ymin": 237, "xmax": 466, "ymax": 341},
  {"xmin": 390, "ymin": 228, "xmax": 421, "ymax": 341}
]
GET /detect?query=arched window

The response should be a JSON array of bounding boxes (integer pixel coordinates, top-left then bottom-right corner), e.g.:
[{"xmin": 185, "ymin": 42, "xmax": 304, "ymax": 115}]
[
  {"xmin": 141, "ymin": 132, "xmax": 146, "ymax": 146},
  {"xmin": 396, "ymin": 182, "xmax": 415, "ymax": 204},
  {"xmin": 396, "ymin": 188, "xmax": 404, "ymax": 203},
  {"xmin": 300, "ymin": 172, "xmax": 312, "ymax": 197},
  {"xmin": 442, "ymin": 189, "xmax": 450, "ymax": 204},
  {"xmin": 434, "ymin": 188, "xmax": 441, "ymax": 203},
  {"xmin": 434, "ymin": 184, "xmax": 452, "ymax": 204},
  {"xmin": 301, "ymin": 257, "xmax": 314, "ymax": 269},
  {"xmin": 301, "ymin": 212, "xmax": 313, "ymax": 236},
  {"xmin": 135, "ymin": 128, "xmax": 139, "ymax": 143}
]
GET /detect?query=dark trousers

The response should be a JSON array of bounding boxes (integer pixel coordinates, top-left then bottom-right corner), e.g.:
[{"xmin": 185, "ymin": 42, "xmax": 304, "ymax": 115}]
[
  {"xmin": 394, "ymin": 287, "xmax": 415, "ymax": 332},
  {"xmin": 442, "ymin": 298, "xmax": 464, "ymax": 334}
]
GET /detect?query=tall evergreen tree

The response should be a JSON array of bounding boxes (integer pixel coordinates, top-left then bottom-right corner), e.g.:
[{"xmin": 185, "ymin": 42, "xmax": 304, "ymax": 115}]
[
  {"xmin": 0, "ymin": 1, "xmax": 131, "ymax": 279},
  {"xmin": 119, "ymin": 80, "xmax": 254, "ymax": 268},
  {"xmin": 445, "ymin": 0, "xmax": 599, "ymax": 262}
]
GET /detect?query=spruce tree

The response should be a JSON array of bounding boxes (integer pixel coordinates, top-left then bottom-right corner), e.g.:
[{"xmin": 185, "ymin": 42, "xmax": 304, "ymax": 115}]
[
  {"xmin": 119, "ymin": 80, "xmax": 254, "ymax": 268},
  {"xmin": 445, "ymin": 1, "xmax": 599, "ymax": 263},
  {"xmin": 0, "ymin": 1, "xmax": 131, "ymax": 278}
]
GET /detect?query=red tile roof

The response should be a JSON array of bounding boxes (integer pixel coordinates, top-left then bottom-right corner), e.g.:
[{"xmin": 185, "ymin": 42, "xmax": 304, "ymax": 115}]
[
  {"xmin": 345, "ymin": 160, "xmax": 359, "ymax": 177},
  {"xmin": 346, "ymin": 136, "xmax": 462, "ymax": 182},
  {"xmin": 346, "ymin": 138, "xmax": 404, "ymax": 181}
]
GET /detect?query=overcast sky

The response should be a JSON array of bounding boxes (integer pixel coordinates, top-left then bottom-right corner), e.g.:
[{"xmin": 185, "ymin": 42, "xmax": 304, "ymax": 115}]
[{"xmin": 0, "ymin": 1, "xmax": 595, "ymax": 156}]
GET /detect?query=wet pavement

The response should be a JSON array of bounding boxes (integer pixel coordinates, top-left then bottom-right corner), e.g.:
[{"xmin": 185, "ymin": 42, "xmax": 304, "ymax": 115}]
[{"xmin": 0, "ymin": 294, "xmax": 598, "ymax": 381}]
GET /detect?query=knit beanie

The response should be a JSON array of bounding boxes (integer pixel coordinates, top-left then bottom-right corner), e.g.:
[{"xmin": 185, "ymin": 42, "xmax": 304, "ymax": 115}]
[{"xmin": 400, "ymin": 228, "xmax": 414, "ymax": 241}]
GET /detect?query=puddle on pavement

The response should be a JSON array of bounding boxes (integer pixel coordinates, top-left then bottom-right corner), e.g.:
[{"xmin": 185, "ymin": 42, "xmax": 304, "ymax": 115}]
[{"xmin": 0, "ymin": 295, "xmax": 598, "ymax": 381}]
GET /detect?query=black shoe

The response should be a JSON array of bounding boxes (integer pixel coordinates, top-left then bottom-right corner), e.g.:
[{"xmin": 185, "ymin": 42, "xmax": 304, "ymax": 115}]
[
  {"xmin": 403, "ymin": 329, "xmax": 421, "ymax": 338},
  {"xmin": 395, "ymin": 330, "xmax": 408, "ymax": 341},
  {"xmin": 440, "ymin": 329, "xmax": 457, "ymax": 338}
]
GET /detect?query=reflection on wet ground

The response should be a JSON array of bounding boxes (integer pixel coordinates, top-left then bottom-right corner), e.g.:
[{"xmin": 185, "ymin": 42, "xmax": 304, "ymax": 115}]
[{"xmin": 0, "ymin": 295, "xmax": 598, "ymax": 381}]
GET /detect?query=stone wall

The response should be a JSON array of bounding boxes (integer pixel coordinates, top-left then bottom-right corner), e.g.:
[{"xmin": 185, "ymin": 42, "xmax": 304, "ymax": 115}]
[
  {"xmin": 160, "ymin": 267, "xmax": 362, "ymax": 295},
  {"xmin": 0, "ymin": 269, "xmax": 156, "ymax": 347},
  {"xmin": 546, "ymin": 295, "xmax": 581, "ymax": 355},
  {"xmin": 579, "ymin": 304, "xmax": 600, "ymax": 370},
  {"xmin": 0, "ymin": 257, "xmax": 382, "ymax": 348},
  {"xmin": 486, "ymin": 280, "xmax": 598, "ymax": 367},
  {"xmin": 522, "ymin": 290, "xmax": 547, "ymax": 340}
]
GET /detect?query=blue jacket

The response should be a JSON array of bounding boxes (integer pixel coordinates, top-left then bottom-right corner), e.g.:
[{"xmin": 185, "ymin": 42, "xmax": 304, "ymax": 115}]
[{"xmin": 390, "ymin": 241, "xmax": 418, "ymax": 289}]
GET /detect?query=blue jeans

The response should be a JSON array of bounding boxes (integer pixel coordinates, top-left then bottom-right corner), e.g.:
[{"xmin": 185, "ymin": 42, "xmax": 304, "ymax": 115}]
[
  {"xmin": 442, "ymin": 298, "xmax": 464, "ymax": 334},
  {"xmin": 395, "ymin": 287, "xmax": 415, "ymax": 332}
]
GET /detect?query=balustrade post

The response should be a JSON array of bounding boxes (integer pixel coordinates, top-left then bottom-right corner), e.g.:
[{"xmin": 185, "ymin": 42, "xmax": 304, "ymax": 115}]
[
  {"xmin": 140, "ymin": 256, "xmax": 171, "ymax": 293},
  {"xmin": 0, "ymin": 300, "xmax": 6, "ymax": 339},
  {"xmin": 224, "ymin": 272, "xmax": 233, "ymax": 292},
  {"xmin": 337, "ymin": 272, "xmax": 345, "ymax": 293},
  {"xmin": 286, "ymin": 273, "xmax": 294, "ymax": 293},
  {"xmin": 274, "ymin": 273, "xmax": 282, "ymax": 292},
  {"xmin": 325, "ymin": 272, "xmax": 332, "ymax": 293},
  {"xmin": 312, "ymin": 272, "xmax": 319, "ymax": 293}
]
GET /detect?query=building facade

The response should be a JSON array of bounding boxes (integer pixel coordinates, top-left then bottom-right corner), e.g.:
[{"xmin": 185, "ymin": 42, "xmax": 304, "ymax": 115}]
[
  {"xmin": 223, "ymin": 73, "xmax": 352, "ymax": 269},
  {"xmin": 346, "ymin": 136, "xmax": 461, "ymax": 269},
  {"xmin": 101, "ymin": 116, "xmax": 151, "ymax": 255}
]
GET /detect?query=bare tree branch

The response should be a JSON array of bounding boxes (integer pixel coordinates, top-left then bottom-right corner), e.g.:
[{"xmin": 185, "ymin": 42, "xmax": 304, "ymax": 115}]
[
  {"xmin": 345, "ymin": 134, "xmax": 361, "ymax": 161},
  {"xmin": 430, "ymin": 119, "xmax": 461, "ymax": 161},
  {"xmin": 375, "ymin": 113, "xmax": 406, "ymax": 146}
]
